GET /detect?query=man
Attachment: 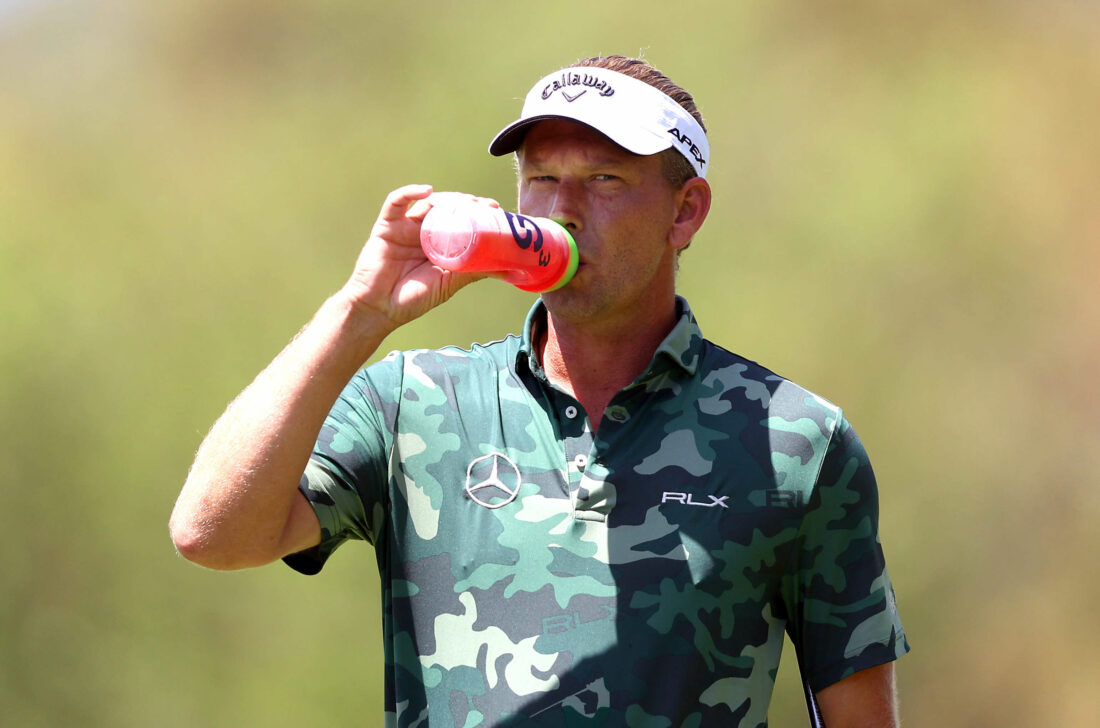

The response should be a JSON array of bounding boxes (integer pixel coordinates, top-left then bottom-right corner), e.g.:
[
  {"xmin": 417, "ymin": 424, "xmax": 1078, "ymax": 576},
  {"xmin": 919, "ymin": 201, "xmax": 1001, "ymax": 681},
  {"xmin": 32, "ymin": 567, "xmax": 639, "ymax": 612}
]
[{"xmin": 171, "ymin": 55, "xmax": 909, "ymax": 727}]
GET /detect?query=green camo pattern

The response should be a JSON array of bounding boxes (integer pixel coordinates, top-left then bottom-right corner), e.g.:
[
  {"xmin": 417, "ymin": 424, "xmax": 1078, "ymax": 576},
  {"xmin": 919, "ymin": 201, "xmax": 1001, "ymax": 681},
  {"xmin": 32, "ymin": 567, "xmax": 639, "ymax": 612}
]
[{"xmin": 286, "ymin": 297, "xmax": 909, "ymax": 727}]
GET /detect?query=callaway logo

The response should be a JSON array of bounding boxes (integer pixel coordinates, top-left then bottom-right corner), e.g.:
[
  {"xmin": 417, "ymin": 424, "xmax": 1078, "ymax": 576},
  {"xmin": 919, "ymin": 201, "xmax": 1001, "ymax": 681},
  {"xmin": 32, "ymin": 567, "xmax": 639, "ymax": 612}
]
[
  {"xmin": 465, "ymin": 453, "xmax": 522, "ymax": 509},
  {"xmin": 661, "ymin": 491, "xmax": 729, "ymax": 509},
  {"xmin": 541, "ymin": 72, "xmax": 616, "ymax": 101},
  {"xmin": 668, "ymin": 127, "xmax": 707, "ymax": 169}
]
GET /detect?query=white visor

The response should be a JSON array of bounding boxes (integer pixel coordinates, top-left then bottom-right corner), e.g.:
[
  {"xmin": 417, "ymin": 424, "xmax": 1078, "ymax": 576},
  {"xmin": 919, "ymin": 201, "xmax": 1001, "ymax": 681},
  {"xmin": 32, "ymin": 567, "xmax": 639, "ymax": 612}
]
[{"xmin": 489, "ymin": 67, "xmax": 709, "ymax": 179}]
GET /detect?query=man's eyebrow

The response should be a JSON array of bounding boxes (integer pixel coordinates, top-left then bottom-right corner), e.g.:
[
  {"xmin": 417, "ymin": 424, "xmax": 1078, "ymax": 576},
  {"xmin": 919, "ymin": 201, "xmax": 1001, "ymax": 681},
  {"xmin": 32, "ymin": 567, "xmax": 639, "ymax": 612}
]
[{"xmin": 519, "ymin": 153, "xmax": 632, "ymax": 173}]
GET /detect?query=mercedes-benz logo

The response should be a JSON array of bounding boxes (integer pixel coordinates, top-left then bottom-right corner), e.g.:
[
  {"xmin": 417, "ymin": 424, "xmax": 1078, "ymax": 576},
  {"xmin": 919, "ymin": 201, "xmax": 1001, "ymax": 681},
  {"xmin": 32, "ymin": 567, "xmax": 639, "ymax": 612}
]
[{"xmin": 465, "ymin": 452, "xmax": 522, "ymax": 509}]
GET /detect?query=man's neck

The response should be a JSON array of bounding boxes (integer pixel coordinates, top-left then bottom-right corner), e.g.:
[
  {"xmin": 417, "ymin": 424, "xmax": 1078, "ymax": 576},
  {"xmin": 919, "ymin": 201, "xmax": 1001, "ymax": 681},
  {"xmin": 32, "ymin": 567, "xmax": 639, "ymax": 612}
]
[{"xmin": 539, "ymin": 297, "xmax": 679, "ymax": 430}]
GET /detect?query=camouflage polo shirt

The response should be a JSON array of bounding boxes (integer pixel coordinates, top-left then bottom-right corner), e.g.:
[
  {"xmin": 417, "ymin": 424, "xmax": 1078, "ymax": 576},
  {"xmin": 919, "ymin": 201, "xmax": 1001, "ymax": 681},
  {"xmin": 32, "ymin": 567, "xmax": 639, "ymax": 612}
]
[{"xmin": 285, "ymin": 297, "xmax": 909, "ymax": 727}]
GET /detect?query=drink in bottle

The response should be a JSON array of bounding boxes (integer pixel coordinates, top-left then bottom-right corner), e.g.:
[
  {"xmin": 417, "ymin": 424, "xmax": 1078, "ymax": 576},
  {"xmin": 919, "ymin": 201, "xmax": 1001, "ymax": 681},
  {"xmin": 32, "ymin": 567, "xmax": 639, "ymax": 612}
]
[{"xmin": 420, "ymin": 195, "xmax": 578, "ymax": 293}]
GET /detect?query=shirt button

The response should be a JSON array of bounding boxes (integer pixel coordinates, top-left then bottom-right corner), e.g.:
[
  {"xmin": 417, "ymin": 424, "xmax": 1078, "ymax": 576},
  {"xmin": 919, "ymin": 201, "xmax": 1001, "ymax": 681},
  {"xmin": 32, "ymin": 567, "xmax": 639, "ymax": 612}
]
[
  {"xmin": 573, "ymin": 454, "xmax": 589, "ymax": 470},
  {"xmin": 564, "ymin": 405, "xmax": 579, "ymax": 419}
]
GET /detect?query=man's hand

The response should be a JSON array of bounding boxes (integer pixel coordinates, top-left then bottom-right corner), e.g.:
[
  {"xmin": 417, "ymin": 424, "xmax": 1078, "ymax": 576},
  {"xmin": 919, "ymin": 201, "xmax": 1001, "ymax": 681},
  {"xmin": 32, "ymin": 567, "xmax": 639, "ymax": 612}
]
[{"xmin": 339, "ymin": 185, "xmax": 496, "ymax": 336}]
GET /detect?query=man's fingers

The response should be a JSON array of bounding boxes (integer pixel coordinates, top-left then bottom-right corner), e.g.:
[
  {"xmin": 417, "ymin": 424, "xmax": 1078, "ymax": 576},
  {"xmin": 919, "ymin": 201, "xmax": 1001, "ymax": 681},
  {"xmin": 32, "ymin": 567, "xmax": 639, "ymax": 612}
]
[
  {"xmin": 405, "ymin": 191, "xmax": 503, "ymax": 223},
  {"xmin": 378, "ymin": 184, "xmax": 434, "ymax": 222},
  {"xmin": 406, "ymin": 197, "xmax": 434, "ymax": 220}
]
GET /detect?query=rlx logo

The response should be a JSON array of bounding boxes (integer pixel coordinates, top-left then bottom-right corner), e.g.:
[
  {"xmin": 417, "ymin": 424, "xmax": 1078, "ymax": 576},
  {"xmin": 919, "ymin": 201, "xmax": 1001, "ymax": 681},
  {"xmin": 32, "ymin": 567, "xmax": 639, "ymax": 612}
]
[{"xmin": 661, "ymin": 491, "xmax": 729, "ymax": 509}]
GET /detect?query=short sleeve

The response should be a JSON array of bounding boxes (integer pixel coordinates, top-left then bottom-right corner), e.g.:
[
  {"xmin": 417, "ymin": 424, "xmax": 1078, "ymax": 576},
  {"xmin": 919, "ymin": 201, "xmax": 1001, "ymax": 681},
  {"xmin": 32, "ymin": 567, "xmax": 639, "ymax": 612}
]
[
  {"xmin": 282, "ymin": 355, "xmax": 402, "ymax": 575},
  {"xmin": 782, "ymin": 412, "xmax": 910, "ymax": 690}
]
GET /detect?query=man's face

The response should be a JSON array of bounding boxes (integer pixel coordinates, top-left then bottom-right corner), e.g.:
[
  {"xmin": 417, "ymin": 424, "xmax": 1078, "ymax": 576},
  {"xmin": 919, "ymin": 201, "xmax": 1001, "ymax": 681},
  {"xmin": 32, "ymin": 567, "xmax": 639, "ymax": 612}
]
[{"xmin": 516, "ymin": 120, "xmax": 683, "ymax": 327}]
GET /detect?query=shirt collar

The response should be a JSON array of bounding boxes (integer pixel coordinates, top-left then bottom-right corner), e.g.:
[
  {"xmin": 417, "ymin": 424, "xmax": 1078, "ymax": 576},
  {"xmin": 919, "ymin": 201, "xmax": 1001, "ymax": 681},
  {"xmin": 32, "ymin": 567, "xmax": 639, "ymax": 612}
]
[{"xmin": 516, "ymin": 296, "xmax": 703, "ymax": 382}]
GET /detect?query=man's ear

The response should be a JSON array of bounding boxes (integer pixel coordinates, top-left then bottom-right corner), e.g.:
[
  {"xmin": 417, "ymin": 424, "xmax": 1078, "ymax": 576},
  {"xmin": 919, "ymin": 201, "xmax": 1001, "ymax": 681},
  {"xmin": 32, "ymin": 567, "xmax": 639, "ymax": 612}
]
[{"xmin": 669, "ymin": 177, "xmax": 712, "ymax": 251}]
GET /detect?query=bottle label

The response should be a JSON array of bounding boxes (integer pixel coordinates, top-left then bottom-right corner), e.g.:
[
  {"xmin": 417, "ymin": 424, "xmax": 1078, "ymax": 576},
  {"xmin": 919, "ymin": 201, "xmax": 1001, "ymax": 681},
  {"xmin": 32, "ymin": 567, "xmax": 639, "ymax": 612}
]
[{"xmin": 504, "ymin": 212, "xmax": 551, "ymax": 267}]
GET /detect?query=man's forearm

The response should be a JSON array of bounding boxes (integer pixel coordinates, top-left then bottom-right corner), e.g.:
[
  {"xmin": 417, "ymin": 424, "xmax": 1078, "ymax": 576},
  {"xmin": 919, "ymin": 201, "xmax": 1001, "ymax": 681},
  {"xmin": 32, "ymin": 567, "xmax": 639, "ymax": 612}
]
[{"xmin": 169, "ymin": 292, "xmax": 392, "ymax": 570}]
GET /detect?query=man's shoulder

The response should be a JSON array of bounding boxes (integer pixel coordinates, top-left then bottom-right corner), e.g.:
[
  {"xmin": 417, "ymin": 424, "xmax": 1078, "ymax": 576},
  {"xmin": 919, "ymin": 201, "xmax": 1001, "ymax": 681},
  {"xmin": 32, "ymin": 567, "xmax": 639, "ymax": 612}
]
[
  {"xmin": 360, "ymin": 334, "xmax": 523, "ymax": 392},
  {"xmin": 343, "ymin": 334, "xmax": 524, "ymax": 421},
  {"xmin": 373, "ymin": 333, "xmax": 521, "ymax": 368},
  {"xmin": 694, "ymin": 337, "xmax": 842, "ymax": 426}
]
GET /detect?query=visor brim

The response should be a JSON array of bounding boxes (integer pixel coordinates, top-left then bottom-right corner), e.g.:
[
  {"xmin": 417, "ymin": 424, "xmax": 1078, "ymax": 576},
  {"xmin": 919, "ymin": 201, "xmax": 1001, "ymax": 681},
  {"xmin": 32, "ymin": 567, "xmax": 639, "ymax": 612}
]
[{"xmin": 488, "ymin": 114, "xmax": 673, "ymax": 159}]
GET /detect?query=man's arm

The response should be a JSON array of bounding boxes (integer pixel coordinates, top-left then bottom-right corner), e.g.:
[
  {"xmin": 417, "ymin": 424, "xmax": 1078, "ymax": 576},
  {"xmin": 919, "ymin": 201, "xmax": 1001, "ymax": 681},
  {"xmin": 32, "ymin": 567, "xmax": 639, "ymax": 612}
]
[
  {"xmin": 169, "ymin": 185, "xmax": 487, "ymax": 570},
  {"xmin": 815, "ymin": 662, "xmax": 899, "ymax": 728}
]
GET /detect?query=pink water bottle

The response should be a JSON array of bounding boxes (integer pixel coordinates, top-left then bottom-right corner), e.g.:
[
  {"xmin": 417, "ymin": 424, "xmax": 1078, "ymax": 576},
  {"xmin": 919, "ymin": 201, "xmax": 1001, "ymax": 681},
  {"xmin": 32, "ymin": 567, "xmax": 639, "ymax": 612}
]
[{"xmin": 420, "ymin": 195, "xmax": 578, "ymax": 293}]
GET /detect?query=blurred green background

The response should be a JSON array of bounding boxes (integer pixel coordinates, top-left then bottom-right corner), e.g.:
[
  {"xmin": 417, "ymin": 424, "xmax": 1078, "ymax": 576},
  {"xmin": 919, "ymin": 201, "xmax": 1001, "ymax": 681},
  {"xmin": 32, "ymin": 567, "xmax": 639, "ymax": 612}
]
[{"xmin": 2, "ymin": 0, "xmax": 1097, "ymax": 725}]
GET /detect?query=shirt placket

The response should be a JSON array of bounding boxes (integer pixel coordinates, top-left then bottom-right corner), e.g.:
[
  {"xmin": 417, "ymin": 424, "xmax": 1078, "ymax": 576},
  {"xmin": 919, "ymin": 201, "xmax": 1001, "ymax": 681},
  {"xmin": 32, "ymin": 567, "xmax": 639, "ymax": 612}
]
[
  {"xmin": 552, "ymin": 395, "xmax": 593, "ymax": 492},
  {"xmin": 538, "ymin": 386, "xmax": 620, "ymax": 522}
]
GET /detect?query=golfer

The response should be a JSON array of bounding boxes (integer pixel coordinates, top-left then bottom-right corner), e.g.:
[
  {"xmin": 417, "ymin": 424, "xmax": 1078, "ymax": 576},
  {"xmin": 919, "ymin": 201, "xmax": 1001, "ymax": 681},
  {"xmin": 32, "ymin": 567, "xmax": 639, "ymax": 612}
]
[{"xmin": 171, "ymin": 55, "xmax": 909, "ymax": 727}]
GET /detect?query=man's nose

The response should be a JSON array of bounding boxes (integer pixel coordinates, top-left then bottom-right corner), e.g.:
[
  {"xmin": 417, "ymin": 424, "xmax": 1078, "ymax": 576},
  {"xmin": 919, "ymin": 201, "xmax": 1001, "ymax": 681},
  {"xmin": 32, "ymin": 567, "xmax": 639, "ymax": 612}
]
[{"xmin": 548, "ymin": 179, "xmax": 584, "ymax": 234}]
